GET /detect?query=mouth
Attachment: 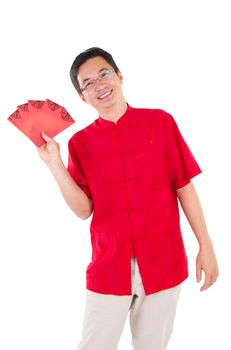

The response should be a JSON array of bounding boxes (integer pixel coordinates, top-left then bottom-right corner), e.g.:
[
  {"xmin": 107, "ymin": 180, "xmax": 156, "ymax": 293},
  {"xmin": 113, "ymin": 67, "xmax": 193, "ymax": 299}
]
[{"xmin": 97, "ymin": 89, "xmax": 113, "ymax": 100}]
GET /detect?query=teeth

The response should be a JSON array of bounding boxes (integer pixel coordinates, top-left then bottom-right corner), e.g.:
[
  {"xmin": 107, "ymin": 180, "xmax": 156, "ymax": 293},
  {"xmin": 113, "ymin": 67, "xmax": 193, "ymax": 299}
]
[{"xmin": 98, "ymin": 90, "xmax": 111, "ymax": 99}]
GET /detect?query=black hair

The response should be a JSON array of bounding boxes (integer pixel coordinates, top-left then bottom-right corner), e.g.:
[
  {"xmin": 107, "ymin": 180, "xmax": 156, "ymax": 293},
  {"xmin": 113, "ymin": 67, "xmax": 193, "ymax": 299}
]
[{"xmin": 70, "ymin": 47, "xmax": 120, "ymax": 95}]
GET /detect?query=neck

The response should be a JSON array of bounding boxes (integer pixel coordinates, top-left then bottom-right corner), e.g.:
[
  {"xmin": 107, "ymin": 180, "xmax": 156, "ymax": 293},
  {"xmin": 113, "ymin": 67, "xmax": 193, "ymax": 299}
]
[{"xmin": 98, "ymin": 99, "xmax": 128, "ymax": 123}]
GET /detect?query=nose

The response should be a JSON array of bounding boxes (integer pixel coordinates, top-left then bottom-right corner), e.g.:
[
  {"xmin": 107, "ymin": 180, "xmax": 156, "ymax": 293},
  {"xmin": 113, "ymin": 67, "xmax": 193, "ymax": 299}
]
[
  {"xmin": 94, "ymin": 78, "xmax": 102, "ymax": 86},
  {"xmin": 94, "ymin": 78, "xmax": 108, "ymax": 91}
]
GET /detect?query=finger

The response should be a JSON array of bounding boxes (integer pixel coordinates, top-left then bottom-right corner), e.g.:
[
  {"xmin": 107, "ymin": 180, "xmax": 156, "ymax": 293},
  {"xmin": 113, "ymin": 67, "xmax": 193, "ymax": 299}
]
[
  {"xmin": 211, "ymin": 272, "xmax": 219, "ymax": 284},
  {"xmin": 36, "ymin": 143, "xmax": 46, "ymax": 151},
  {"xmin": 41, "ymin": 131, "xmax": 52, "ymax": 142},
  {"xmin": 201, "ymin": 269, "xmax": 219, "ymax": 290},
  {"xmin": 196, "ymin": 265, "xmax": 202, "ymax": 283},
  {"xmin": 200, "ymin": 273, "xmax": 213, "ymax": 291}
]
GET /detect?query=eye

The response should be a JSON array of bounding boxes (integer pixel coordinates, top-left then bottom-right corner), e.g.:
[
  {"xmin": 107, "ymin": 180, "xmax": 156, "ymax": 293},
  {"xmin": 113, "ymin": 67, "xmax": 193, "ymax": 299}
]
[
  {"xmin": 83, "ymin": 81, "xmax": 94, "ymax": 90},
  {"xmin": 87, "ymin": 81, "xmax": 94, "ymax": 87},
  {"xmin": 100, "ymin": 71, "xmax": 111, "ymax": 79}
]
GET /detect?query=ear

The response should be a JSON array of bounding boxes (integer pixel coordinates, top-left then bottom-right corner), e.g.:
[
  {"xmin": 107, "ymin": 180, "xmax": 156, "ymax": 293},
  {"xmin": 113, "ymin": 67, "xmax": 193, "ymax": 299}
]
[
  {"xmin": 117, "ymin": 70, "xmax": 123, "ymax": 83},
  {"xmin": 80, "ymin": 94, "xmax": 86, "ymax": 103}
]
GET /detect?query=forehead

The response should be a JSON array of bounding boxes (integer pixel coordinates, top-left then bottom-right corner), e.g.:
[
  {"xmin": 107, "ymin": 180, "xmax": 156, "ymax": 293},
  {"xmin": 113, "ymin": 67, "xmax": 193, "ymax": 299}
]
[{"xmin": 77, "ymin": 56, "xmax": 112, "ymax": 82}]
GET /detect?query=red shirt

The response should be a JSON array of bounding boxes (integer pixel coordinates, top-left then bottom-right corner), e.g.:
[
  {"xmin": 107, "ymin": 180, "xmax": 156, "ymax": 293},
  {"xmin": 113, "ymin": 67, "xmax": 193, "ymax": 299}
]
[{"xmin": 67, "ymin": 104, "xmax": 202, "ymax": 295}]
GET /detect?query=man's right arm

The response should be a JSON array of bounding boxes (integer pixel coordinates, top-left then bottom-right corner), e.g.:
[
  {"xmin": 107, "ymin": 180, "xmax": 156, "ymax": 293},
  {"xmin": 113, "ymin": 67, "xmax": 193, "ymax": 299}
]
[{"xmin": 37, "ymin": 132, "xmax": 93, "ymax": 220}]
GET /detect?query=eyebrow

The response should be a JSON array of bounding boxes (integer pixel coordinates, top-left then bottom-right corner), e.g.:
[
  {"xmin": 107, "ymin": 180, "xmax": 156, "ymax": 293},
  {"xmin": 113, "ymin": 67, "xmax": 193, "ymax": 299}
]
[{"xmin": 81, "ymin": 68, "xmax": 109, "ymax": 84}]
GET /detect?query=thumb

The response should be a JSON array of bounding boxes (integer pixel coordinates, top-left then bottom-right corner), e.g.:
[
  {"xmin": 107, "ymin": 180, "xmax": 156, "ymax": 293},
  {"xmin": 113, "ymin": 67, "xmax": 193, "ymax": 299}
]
[
  {"xmin": 41, "ymin": 131, "xmax": 52, "ymax": 142},
  {"xmin": 196, "ymin": 264, "xmax": 202, "ymax": 282}
]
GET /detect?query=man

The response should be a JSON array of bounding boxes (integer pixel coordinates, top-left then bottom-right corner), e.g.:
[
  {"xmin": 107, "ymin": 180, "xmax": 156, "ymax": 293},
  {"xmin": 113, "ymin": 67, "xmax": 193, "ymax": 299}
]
[{"xmin": 38, "ymin": 47, "xmax": 219, "ymax": 350}]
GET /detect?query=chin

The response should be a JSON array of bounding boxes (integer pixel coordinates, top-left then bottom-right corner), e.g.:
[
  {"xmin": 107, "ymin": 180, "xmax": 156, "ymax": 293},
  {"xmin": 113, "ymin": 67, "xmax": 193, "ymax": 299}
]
[{"xmin": 98, "ymin": 100, "xmax": 115, "ymax": 109}]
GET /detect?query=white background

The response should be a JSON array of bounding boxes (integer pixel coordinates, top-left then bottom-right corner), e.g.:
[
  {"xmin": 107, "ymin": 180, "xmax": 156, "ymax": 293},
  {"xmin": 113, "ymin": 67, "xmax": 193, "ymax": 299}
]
[{"xmin": 0, "ymin": 1, "xmax": 230, "ymax": 349}]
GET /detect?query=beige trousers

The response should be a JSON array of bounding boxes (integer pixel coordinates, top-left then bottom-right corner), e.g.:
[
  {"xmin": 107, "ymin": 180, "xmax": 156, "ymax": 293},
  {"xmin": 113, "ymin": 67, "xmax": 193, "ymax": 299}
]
[{"xmin": 76, "ymin": 256, "xmax": 182, "ymax": 350}]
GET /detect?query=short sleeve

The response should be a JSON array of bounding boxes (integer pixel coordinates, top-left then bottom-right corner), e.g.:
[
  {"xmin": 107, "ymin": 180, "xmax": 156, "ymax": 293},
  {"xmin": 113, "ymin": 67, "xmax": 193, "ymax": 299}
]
[
  {"xmin": 67, "ymin": 138, "xmax": 92, "ymax": 200},
  {"xmin": 163, "ymin": 112, "xmax": 202, "ymax": 189}
]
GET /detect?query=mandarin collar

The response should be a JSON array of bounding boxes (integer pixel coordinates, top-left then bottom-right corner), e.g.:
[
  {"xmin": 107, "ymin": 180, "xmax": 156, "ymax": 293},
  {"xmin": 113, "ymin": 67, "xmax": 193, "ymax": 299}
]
[{"xmin": 97, "ymin": 103, "xmax": 134, "ymax": 128}]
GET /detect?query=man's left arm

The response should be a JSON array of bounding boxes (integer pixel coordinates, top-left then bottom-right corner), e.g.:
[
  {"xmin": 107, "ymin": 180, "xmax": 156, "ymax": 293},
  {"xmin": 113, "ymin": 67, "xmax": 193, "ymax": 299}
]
[{"xmin": 176, "ymin": 181, "xmax": 219, "ymax": 291}]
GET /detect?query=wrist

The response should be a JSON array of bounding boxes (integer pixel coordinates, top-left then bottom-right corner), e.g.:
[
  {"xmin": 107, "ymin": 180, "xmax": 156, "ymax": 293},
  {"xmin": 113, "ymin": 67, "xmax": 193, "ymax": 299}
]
[
  {"xmin": 47, "ymin": 156, "xmax": 65, "ymax": 172},
  {"xmin": 199, "ymin": 236, "xmax": 213, "ymax": 249}
]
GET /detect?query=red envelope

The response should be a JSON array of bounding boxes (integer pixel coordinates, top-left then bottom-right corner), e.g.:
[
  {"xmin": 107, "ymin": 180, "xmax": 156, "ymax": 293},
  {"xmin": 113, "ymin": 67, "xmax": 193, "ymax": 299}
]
[{"xmin": 8, "ymin": 99, "xmax": 75, "ymax": 147}]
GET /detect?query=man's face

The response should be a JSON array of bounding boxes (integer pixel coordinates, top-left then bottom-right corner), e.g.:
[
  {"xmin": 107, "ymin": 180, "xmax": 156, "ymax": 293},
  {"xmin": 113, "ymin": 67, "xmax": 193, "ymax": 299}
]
[{"xmin": 77, "ymin": 56, "xmax": 124, "ymax": 113}]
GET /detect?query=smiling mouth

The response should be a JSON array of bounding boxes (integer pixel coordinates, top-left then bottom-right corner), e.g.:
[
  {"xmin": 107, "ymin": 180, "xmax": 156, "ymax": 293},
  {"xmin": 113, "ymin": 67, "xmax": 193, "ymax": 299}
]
[{"xmin": 97, "ymin": 90, "xmax": 113, "ymax": 100}]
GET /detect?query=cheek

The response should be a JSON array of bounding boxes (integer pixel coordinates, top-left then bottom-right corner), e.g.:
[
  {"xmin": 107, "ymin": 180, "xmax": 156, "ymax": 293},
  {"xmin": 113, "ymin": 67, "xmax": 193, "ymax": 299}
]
[
  {"xmin": 113, "ymin": 82, "xmax": 123, "ymax": 94},
  {"xmin": 84, "ymin": 92, "xmax": 96, "ymax": 103},
  {"xmin": 89, "ymin": 95, "xmax": 101, "ymax": 106}
]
